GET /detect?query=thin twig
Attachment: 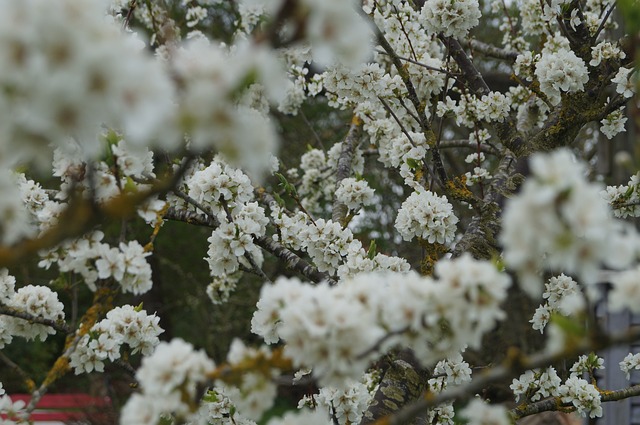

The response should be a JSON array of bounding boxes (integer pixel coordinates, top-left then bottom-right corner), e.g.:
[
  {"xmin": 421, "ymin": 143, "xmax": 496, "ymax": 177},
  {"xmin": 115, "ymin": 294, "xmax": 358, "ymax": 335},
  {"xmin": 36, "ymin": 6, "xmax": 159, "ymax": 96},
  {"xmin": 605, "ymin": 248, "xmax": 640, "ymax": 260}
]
[{"xmin": 0, "ymin": 304, "xmax": 72, "ymax": 334}]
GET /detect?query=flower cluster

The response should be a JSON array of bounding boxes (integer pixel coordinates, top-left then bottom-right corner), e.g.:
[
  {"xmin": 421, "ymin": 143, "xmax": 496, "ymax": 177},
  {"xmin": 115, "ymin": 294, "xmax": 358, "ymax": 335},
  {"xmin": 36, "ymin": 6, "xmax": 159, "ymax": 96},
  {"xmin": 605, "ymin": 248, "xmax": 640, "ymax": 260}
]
[
  {"xmin": 214, "ymin": 340, "xmax": 279, "ymax": 421},
  {"xmin": 190, "ymin": 386, "xmax": 258, "ymax": 425},
  {"xmin": 620, "ymin": 353, "xmax": 640, "ymax": 380},
  {"xmin": 335, "ymin": 178, "xmax": 376, "ymax": 211},
  {"xmin": 252, "ymin": 254, "xmax": 509, "ymax": 387},
  {"xmin": 420, "ymin": 0, "xmax": 481, "ymax": 39},
  {"xmin": 590, "ymin": 41, "xmax": 626, "ymax": 67},
  {"xmin": 120, "ymin": 338, "xmax": 216, "ymax": 425},
  {"xmin": 272, "ymin": 209, "xmax": 405, "ymax": 277},
  {"xmin": 427, "ymin": 352, "xmax": 473, "ymax": 422},
  {"xmin": 1, "ymin": 283, "xmax": 64, "ymax": 344},
  {"xmin": 395, "ymin": 190, "xmax": 458, "ymax": 244},
  {"xmin": 205, "ymin": 204, "xmax": 268, "ymax": 278},
  {"xmin": 600, "ymin": 107, "xmax": 627, "ymax": 139},
  {"xmin": 558, "ymin": 376, "xmax": 602, "ymax": 418},
  {"xmin": 500, "ymin": 149, "xmax": 637, "ymax": 296},
  {"xmin": 299, "ymin": 0, "xmax": 373, "ymax": 67},
  {"xmin": 170, "ymin": 40, "xmax": 282, "ymax": 180},
  {"xmin": 601, "ymin": 173, "xmax": 640, "ymax": 218},
  {"xmin": 608, "ymin": 266, "xmax": 640, "ymax": 314},
  {"xmin": 0, "ymin": 0, "xmax": 174, "ymax": 169},
  {"xmin": 612, "ymin": 67, "xmax": 636, "ymax": 98},
  {"xmin": 39, "ymin": 231, "xmax": 153, "ymax": 294},
  {"xmin": 570, "ymin": 353, "xmax": 605, "ymax": 378},
  {"xmin": 310, "ymin": 374, "xmax": 376, "ymax": 425},
  {"xmin": 530, "ymin": 274, "xmax": 584, "ymax": 333},
  {"xmin": 70, "ymin": 305, "xmax": 163, "ymax": 374},
  {"xmin": 535, "ymin": 47, "xmax": 589, "ymax": 105},
  {"xmin": 510, "ymin": 367, "xmax": 562, "ymax": 403}
]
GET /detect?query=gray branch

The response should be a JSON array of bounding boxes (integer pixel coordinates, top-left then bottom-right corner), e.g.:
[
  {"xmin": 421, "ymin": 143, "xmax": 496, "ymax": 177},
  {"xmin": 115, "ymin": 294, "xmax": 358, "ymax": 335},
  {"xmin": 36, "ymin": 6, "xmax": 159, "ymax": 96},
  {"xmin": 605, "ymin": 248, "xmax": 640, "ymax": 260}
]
[
  {"xmin": 332, "ymin": 120, "xmax": 362, "ymax": 225},
  {"xmin": 470, "ymin": 40, "xmax": 519, "ymax": 61},
  {"xmin": 163, "ymin": 207, "xmax": 334, "ymax": 284},
  {"xmin": 511, "ymin": 384, "xmax": 640, "ymax": 419},
  {"xmin": 370, "ymin": 327, "xmax": 640, "ymax": 424},
  {"xmin": 0, "ymin": 304, "xmax": 72, "ymax": 334}
]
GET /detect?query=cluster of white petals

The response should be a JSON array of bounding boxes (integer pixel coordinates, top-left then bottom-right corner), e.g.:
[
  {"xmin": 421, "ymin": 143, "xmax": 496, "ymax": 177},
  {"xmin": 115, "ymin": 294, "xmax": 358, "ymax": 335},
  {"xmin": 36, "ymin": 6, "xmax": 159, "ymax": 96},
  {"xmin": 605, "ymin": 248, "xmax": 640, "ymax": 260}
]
[
  {"xmin": 620, "ymin": 353, "xmax": 640, "ymax": 380},
  {"xmin": 570, "ymin": 353, "xmax": 605, "ymax": 378},
  {"xmin": 170, "ymin": 40, "xmax": 283, "ymax": 180},
  {"xmin": 530, "ymin": 274, "xmax": 584, "ymax": 333},
  {"xmin": 420, "ymin": 0, "xmax": 481, "ymax": 39},
  {"xmin": 189, "ymin": 386, "xmax": 258, "ymax": 425},
  {"xmin": 300, "ymin": 0, "xmax": 373, "ymax": 67},
  {"xmin": 601, "ymin": 173, "xmax": 640, "ymax": 218},
  {"xmin": 590, "ymin": 41, "xmax": 626, "ymax": 67},
  {"xmin": 612, "ymin": 67, "xmax": 636, "ymax": 98},
  {"xmin": 214, "ymin": 339, "xmax": 279, "ymax": 421},
  {"xmin": 70, "ymin": 305, "xmax": 163, "ymax": 374},
  {"xmin": 304, "ymin": 372, "xmax": 377, "ymax": 425},
  {"xmin": 535, "ymin": 47, "xmax": 589, "ymax": 105},
  {"xmin": 500, "ymin": 149, "xmax": 639, "ymax": 296},
  {"xmin": 510, "ymin": 367, "xmax": 562, "ymax": 403},
  {"xmin": 39, "ymin": 231, "xmax": 153, "ymax": 294},
  {"xmin": 608, "ymin": 266, "xmax": 640, "ymax": 314},
  {"xmin": 395, "ymin": 190, "xmax": 458, "ymax": 244},
  {"xmin": 2, "ymin": 284, "xmax": 64, "ymax": 343},
  {"xmin": 120, "ymin": 338, "xmax": 216, "ymax": 425},
  {"xmin": 272, "ymin": 209, "xmax": 405, "ymax": 277},
  {"xmin": 600, "ymin": 107, "xmax": 628, "ymax": 139},
  {"xmin": 0, "ymin": 0, "xmax": 174, "ymax": 168},
  {"xmin": 252, "ymin": 254, "xmax": 509, "ymax": 387},
  {"xmin": 559, "ymin": 376, "xmax": 602, "ymax": 418},
  {"xmin": 335, "ymin": 178, "xmax": 376, "ymax": 210}
]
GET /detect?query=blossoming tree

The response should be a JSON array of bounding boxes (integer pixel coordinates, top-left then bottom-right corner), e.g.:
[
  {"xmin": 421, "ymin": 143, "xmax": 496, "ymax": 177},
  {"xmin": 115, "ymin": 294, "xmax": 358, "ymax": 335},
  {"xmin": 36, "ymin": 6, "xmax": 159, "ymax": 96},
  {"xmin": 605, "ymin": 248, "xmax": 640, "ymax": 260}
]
[{"xmin": 0, "ymin": 0, "xmax": 638, "ymax": 424}]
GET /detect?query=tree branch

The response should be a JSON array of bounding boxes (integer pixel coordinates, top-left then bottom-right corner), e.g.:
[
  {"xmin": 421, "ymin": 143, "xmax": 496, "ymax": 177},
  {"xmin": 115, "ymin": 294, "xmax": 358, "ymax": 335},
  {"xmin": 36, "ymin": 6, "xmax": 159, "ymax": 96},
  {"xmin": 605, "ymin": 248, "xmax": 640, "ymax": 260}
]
[
  {"xmin": 332, "ymin": 118, "xmax": 363, "ymax": 226},
  {"xmin": 0, "ymin": 304, "xmax": 73, "ymax": 334},
  {"xmin": 163, "ymin": 207, "xmax": 334, "ymax": 284},
  {"xmin": 364, "ymin": 10, "xmax": 448, "ymax": 185},
  {"xmin": 371, "ymin": 326, "xmax": 640, "ymax": 424},
  {"xmin": 440, "ymin": 35, "xmax": 524, "ymax": 155},
  {"xmin": 469, "ymin": 40, "xmax": 519, "ymax": 61},
  {"xmin": 511, "ymin": 384, "xmax": 640, "ymax": 419}
]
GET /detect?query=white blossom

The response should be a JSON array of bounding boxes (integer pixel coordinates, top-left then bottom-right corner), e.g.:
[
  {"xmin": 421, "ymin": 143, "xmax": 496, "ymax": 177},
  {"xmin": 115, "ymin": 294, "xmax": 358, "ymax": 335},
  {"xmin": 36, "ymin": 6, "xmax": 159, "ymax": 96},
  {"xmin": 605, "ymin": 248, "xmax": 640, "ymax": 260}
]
[
  {"xmin": 535, "ymin": 47, "xmax": 589, "ymax": 105},
  {"xmin": 421, "ymin": 0, "xmax": 481, "ymax": 39},
  {"xmin": 395, "ymin": 190, "xmax": 458, "ymax": 244}
]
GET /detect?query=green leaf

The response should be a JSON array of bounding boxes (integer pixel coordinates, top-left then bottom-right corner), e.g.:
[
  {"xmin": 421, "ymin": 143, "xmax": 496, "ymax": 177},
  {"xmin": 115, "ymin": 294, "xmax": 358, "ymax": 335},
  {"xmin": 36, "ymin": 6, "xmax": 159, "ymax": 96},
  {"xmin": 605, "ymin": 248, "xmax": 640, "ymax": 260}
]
[
  {"xmin": 134, "ymin": 302, "xmax": 144, "ymax": 312},
  {"xmin": 406, "ymin": 157, "xmax": 420, "ymax": 170},
  {"xmin": 550, "ymin": 313, "xmax": 586, "ymax": 338},
  {"xmin": 273, "ymin": 192, "xmax": 286, "ymax": 208},
  {"xmin": 367, "ymin": 240, "xmax": 377, "ymax": 260}
]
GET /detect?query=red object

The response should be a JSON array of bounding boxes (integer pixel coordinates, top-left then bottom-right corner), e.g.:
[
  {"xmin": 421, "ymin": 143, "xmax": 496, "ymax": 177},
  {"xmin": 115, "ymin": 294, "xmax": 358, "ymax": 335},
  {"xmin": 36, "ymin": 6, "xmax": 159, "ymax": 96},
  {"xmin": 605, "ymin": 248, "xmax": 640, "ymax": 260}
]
[{"xmin": 2, "ymin": 393, "xmax": 111, "ymax": 422}]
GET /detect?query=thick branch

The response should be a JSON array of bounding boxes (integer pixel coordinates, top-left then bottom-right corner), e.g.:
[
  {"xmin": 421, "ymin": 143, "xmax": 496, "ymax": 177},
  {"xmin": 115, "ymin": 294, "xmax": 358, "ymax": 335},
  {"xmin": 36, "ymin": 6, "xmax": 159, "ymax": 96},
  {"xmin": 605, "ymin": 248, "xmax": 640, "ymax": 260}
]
[
  {"xmin": 372, "ymin": 327, "xmax": 640, "ymax": 424},
  {"xmin": 332, "ymin": 118, "xmax": 362, "ymax": 225},
  {"xmin": 360, "ymin": 351, "xmax": 429, "ymax": 425},
  {"xmin": 452, "ymin": 150, "xmax": 519, "ymax": 259},
  {"xmin": 511, "ymin": 384, "xmax": 640, "ymax": 419}
]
